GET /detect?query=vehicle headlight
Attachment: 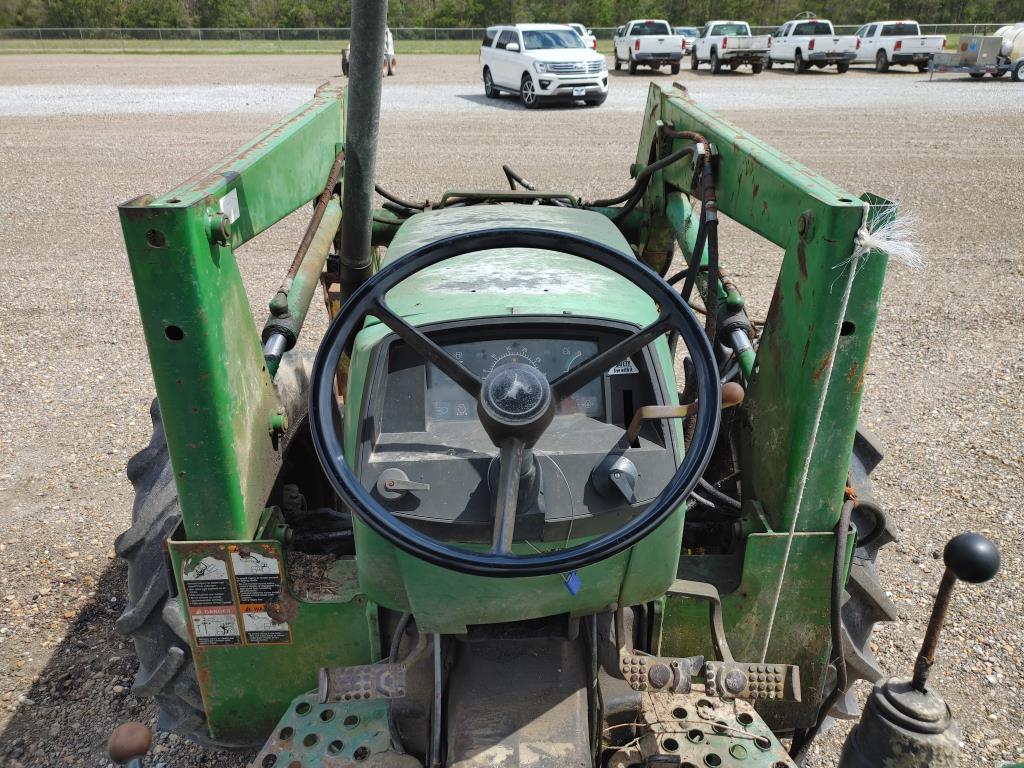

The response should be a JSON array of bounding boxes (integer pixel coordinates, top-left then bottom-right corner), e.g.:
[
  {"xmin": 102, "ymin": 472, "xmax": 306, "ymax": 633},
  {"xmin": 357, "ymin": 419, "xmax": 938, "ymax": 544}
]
[
  {"xmin": 533, "ymin": 61, "xmax": 549, "ymax": 73},
  {"xmin": 598, "ymin": 59, "xmax": 608, "ymax": 70}
]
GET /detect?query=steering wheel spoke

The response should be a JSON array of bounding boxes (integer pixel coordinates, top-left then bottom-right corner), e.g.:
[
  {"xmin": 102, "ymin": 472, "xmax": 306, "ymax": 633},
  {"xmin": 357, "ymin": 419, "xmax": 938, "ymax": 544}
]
[
  {"xmin": 490, "ymin": 439, "xmax": 527, "ymax": 555},
  {"xmin": 549, "ymin": 312, "xmax": 673, "ymax": 400},
  {"xmin": 370, "ymin": 297, "xmax": 482, "ymax": 398}
]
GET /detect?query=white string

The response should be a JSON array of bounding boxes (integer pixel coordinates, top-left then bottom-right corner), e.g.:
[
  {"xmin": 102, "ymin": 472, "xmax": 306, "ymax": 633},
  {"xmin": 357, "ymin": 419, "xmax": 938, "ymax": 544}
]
[{"xmin": 759, "ymin": 202, "xmax": 872, "ymax": 662}]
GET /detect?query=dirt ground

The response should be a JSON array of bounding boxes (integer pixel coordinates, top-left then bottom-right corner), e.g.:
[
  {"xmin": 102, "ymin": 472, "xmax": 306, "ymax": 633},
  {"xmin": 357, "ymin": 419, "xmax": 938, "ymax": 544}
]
[{"xmin": 0, "ymin": 54, "xmax": 1021, "ymax": 767}]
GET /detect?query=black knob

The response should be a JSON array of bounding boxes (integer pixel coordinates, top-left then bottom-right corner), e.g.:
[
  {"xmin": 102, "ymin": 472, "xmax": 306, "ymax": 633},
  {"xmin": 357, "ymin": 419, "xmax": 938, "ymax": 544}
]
[{"xmin": 943, "ymin": 532, "xmax": 1000, "ymax": 584}]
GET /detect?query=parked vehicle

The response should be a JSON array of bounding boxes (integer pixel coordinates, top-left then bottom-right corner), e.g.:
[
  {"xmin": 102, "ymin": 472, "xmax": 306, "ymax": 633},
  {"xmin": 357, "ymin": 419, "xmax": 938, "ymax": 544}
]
[
  {"xmin": 342, "ymin": 26, "xmax": 396, "ymax": 77},
  {"xmin": 567, "ymin": 23, "xmax": 598, "ymax": 50},
  {"xmin": 930, "ymin": 26, "xmax": 1024, "ymax": 81},
  {"xmin": 613, "ymin": 19, "xmax": 686, "ymax": 74},
  {"xmin": 853, "ymin": 20, "xmax": 946, "ymax": 72},
  {"xmin": 674, "ymin": 26, "xmax": 701, "ymax": 49},
  {"xmin": 691, "ymin": 21, "xmax": 770, "ymax": 74},
  {"xmin": 767, "ymin": 17, "xmax": 857, "ymax": 72},
  {"xmin": 480, "ymin": 24, "xmax": 609, "ymax": 109}
]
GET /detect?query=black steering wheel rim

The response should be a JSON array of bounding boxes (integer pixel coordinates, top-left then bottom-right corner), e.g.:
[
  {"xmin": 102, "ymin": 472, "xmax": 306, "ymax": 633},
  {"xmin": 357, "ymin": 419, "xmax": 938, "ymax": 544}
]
[{"xmin": 308, "ymin": 226, "xmax": 721, "ymax": 577}]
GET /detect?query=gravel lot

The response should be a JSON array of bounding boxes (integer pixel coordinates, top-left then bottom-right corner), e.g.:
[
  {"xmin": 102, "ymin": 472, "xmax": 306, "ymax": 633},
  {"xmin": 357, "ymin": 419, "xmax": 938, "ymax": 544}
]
[{"xmin": 0, "ymin": 54, "xmax": 1021, "ymax": 767}]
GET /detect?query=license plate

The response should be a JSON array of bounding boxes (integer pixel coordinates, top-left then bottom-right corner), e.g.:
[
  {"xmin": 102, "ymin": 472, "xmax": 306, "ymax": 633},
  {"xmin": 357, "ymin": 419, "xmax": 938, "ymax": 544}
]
[{"xmin": 573, "ymin": 87, "xmax": 586, "ymax": 97}]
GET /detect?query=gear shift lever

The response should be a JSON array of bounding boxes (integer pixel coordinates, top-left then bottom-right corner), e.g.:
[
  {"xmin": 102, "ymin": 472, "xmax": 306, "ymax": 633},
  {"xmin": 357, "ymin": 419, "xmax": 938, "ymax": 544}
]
[{"xmin": 838, "ymin": 532, "xmax": 1000, "ymax": 768}]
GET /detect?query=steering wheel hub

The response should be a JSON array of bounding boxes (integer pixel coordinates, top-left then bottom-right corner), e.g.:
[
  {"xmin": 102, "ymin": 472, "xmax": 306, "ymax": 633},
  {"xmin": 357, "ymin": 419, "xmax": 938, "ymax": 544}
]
[{"xmin": 482, "ymin": 363, "xmax": 551, "ymax": 424}]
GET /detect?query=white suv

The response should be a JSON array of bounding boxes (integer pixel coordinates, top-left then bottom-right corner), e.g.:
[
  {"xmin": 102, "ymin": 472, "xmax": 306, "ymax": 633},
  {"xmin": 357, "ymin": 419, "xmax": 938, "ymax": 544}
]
[{"xmin": 480, "ymin": 24, "xmax": 609, "ymax": 109}]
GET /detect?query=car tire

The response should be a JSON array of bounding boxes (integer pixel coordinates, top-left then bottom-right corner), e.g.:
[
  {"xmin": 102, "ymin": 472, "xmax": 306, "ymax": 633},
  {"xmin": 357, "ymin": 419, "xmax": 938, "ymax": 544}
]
[
  {"xmin": 1013, "ymin": 59, "xmax": 1024, "ymax": 81},
  {"xmin": 917, "ymin": 62, "xmax": 929, "ymax": 72},
  {"xmin": 690, "ymin": 51, "xmax": 699, "ymax": 70},
  {"xmin": 387, "ymin": 56, "xmax": 397, "ymax": 76},
  {"xmin": 990, "ymin": 69, "xmax": 1006, "ymax": 78},
  {"xmin": 614, "ymin": 54, "xmax": 621, "ymax": 71},
  {"xmin": 670, "ymin": 62, "xmax": 680, "ymax": 75},
  {"xmin": 730, "ymin": 61, "xmax": 740, "ymax": 71},
  {"xmin": 794, "ymin": 50, "xmax": 808, "ymax": 73},
  {"xmin": 520, "ymin": 74, "xmax": 539, "ymax": 109},
  {"xmin": 875, "ymin": 50, "xmax": 889, "ymax": 72},
  {"xmin": 969, "ymin": 71, "xmax": 986, "ymax": 79},
  {"xmin": 483, "ymin": 67, "xmax": 499, "ymax": 99},
  {"xmin": 628, "ymin": 55, "xmax": 638, "ymax": 75},
  {"xmin": 751, "ymin": 62, "xmax": 764, "ymax": 74},
  {"xmin": 341, "ymin": 57, "xmax": 349, "ymax": 77},
  {"xmin": 836, "ymin": 62, "xmax": 850, "ymax": 74},
  {"xmin": 710, "ymin": 50, "xmax": 721, "ymax": 74},
  {"xmin": 766, "ymin": 58, "xmax": 774, "ymax": 70}
]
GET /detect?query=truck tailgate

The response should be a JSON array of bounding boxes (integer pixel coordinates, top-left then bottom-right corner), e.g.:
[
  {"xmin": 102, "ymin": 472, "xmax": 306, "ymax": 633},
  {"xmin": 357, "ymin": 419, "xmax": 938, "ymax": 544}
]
[
  {"xmin": 637, "ymin": 35, "xmax": 683, "ymax": 54},
  {"xmin": 727, "ymin": 35, "xmax": 770, "ymax": 51},
  {"xmin": 900, "ymin": 36, "xmax": 946, "ymax": 53}
]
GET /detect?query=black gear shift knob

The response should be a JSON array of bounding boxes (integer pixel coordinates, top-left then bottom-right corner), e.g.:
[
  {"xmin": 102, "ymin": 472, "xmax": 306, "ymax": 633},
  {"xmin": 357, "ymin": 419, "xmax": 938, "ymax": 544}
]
[{"xmin": 943, "ymin": 532, "xmax": 1000, "ymax": 584}]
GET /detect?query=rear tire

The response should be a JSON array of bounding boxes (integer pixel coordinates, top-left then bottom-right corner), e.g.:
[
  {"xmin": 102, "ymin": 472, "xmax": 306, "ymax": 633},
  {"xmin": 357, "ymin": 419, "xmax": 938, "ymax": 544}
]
[
  {"xmin": 751, "ymin": 62, "xmax": 764, "ymax": 74},
  {"xmin": 766, "ymin": 58, "xmax": 774, "ymax": 70},
  {"xmin": 483, "ymin": 67, "xmax": 499, "ymax": 98},
  {"xmin": 710, "ymin": 50, "xmax": 721, "ymax": 74},
  {"xmin": 628, "ymin": 55, "xmax": 638, "ymax": 75},
  {"xmin": 614, "ymin": 54, "xmax": 621, "ymax": 71},
  {"xmin": 670, "ymin": 62, "xmax": 680, "ymax": 75},
  {"xmin": 969, "ymin": 71, "xmax": 986, "ymax": 79},
  {"xmin": 795, "ymin": 50, "xmax": 808, "ymax": 73},
  {"xmin": 990, "ymin": 69, "xmax": 1006, "ymax": 78},
  {"xmin": 836, "ymin": 62, "xmax": 850, "ymax": 74},
  {"xmin": 875, "ymin": 50, "xmax": 890, "ymax": 72},
  {"xmin": 520, "ymin": 74, "xmax": 540, "ymax": 109}
]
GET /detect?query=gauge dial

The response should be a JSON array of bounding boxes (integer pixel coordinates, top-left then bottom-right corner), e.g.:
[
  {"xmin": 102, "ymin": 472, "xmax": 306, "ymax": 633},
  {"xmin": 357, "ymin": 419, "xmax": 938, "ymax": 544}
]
[{"xmin": 426, "ymin": 338, "xmax": 605, "ymax": 421}]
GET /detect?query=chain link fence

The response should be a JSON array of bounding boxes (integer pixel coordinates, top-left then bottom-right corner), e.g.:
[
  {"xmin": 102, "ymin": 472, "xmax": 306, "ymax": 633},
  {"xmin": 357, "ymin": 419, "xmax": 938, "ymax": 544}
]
[{"xmin": 0, "ymin": 24, "xmax": 1007, "ymax": 51}]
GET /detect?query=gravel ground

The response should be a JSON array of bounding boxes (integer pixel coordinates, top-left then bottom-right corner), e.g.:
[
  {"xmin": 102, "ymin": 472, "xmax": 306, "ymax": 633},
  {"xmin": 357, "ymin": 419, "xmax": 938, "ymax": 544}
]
[{"xmin": 0, "ymin": 54, "xmax": 1021, "ymax": 767}]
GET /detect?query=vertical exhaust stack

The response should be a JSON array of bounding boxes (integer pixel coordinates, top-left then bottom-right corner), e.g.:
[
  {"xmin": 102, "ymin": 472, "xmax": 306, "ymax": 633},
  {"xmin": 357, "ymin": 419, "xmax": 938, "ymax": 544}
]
[{"xmin": 339, "ymin": 0, "xmax": 388, "ymax": 294}]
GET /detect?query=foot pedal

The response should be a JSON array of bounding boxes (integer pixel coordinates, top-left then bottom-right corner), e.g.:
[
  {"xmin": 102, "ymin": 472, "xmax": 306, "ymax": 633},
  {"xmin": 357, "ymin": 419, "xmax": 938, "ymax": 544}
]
[{"xmin": 703, "ymin": 660, "xmax": 801, "ymax": 702}]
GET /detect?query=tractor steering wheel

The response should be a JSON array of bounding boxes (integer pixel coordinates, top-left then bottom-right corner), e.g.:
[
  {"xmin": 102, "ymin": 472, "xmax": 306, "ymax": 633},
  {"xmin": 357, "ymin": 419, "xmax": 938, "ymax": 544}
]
[{"xmin": 309, "ymin": 227, "xmax": 720, "ymax": 578}]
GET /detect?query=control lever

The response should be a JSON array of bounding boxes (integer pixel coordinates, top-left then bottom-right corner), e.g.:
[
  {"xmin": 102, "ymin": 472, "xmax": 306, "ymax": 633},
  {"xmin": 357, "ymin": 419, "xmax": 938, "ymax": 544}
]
[
  {"xmin": 625, "ymin": 381, "xmax": 744, "ymax": 447},
  {"xmin": 376, "ymin": 468, "xmax": 430, "ymax": 500},
  {"xmin": 837, "ymin": 532, "xmax": 1000, "ymax": 768},
  {"xmin": 107, "ymin": 722, "xmax": 152, "ymax": 768}
]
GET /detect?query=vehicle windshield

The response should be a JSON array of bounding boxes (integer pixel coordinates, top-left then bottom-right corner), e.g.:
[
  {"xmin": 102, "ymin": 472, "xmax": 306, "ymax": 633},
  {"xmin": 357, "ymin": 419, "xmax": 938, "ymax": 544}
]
[
  {"xmin": 569, "ymin": 24, "xmax": 586, "ymax": 35},
  {"xmin": 631, "ymin": 21, "xmax": 672, "ymax": 36},
  {"xmin": 675, "ymin": 27, "xmax": 700, "ymax": 37},
  {"xmin": 710, "ymin": 23, "xmax": 750, "ymax": 36},
  {"xmin": 882, "ymin": 23, "xmax": 920, "ymax": 36},
  {"xmin": 523, "ymin": 29, "xmax": 585, "ymax": 49}
]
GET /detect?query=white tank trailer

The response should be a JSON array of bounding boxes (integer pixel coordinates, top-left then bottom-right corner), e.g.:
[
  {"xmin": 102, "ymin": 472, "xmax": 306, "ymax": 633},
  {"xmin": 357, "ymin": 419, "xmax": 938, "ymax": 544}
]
[{"xmin": 930, "ymin": 22, "xmax": 1024, "ymax": 80}]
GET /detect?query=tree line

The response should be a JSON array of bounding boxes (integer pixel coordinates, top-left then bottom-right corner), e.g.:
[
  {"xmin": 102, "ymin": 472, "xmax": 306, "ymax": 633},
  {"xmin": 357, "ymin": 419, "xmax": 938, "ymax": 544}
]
[{"xmin": 2, "ymin": 0, "xmax": 1019, "ymax": 28}]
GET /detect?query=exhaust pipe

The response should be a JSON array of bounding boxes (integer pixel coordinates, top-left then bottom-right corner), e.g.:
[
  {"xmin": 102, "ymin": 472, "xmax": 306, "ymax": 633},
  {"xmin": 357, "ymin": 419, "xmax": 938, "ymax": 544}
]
[{"xmin": 339, "ymin": 0, "xmax": 388, "ymax": 294}]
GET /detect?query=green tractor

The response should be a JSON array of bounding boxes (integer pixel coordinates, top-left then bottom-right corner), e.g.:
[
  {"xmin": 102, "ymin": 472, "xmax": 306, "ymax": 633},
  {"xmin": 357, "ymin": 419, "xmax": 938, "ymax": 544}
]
[{"xmin": 110, "ymin": 5, "xmax": 999, "ymax": 768}]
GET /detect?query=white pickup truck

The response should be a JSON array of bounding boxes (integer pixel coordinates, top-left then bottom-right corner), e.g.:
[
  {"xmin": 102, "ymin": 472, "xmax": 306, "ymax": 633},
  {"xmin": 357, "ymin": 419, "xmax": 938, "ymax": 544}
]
[
  {"xmin": 691, "ymin": 20, "xmax": 770, "ymax": 74},
  {"xmin": 853, "ymin": 20, "xmax": 946, "ymax": 72},
  {"xmin": 768, "ymin": 18, "xmax": 858, "ymax": 73},
  {"xmin": 613, "ymin": 19, "xmax": 686, "ymax": 74},
  {"xmin": 480, "ymin": 24, "xmax": 608, "ymax": 109}
]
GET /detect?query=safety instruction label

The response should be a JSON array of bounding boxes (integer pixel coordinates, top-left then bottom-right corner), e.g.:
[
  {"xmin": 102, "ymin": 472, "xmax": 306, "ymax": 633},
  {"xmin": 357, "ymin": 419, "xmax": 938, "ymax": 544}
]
[
  {"xmin": 230, "ymin": 549, "xmax": 282, "ymax": 604},
  {"xmin": 240, "ymin": 606, "xmax": 291, "ymax": 645},
  {"xmin": 190, "ymin": 606, "xmax": 241, "ymax": 646},
  {"xmin": 175, "ymin": 542, "xmax": 292, "ymax": 649},
  {"xmin": 182, "ymin": 554, "xmax": 233, "ymax": 607},
  {"xmin": 608, "ymin": 359, "xmax": 640, "ymax": 375}
]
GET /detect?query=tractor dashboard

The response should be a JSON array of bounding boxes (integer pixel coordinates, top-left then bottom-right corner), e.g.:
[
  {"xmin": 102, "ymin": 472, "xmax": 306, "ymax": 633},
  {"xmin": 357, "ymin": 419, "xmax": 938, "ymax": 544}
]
[{"xmin": 356, "ymin": 317, "xmax": 681, "ymax": 545}]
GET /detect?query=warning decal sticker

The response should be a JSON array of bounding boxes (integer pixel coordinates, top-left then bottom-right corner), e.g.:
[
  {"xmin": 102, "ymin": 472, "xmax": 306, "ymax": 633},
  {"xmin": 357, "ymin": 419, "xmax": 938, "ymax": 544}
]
[
  {"xmin": 230, "ymin": 549, "xmax": 282, "ymax": 605},
  {"xmin": 190, "ymin": 606, "xmax": 241, "ymax": 646},
  {"xmin": 182, "ymin": 554, "xmax": 233, "ymax": 607},
  {"xmin": 240, "ymin": 607, "xmax": 291, "ymax": 645}
]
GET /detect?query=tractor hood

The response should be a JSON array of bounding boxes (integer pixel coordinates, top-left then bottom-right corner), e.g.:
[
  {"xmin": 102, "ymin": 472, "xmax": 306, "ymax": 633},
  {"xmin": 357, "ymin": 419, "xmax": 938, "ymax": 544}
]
[{"xmin": 379, "ymin": 205, "xmax": 659, "ymax": 328}]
